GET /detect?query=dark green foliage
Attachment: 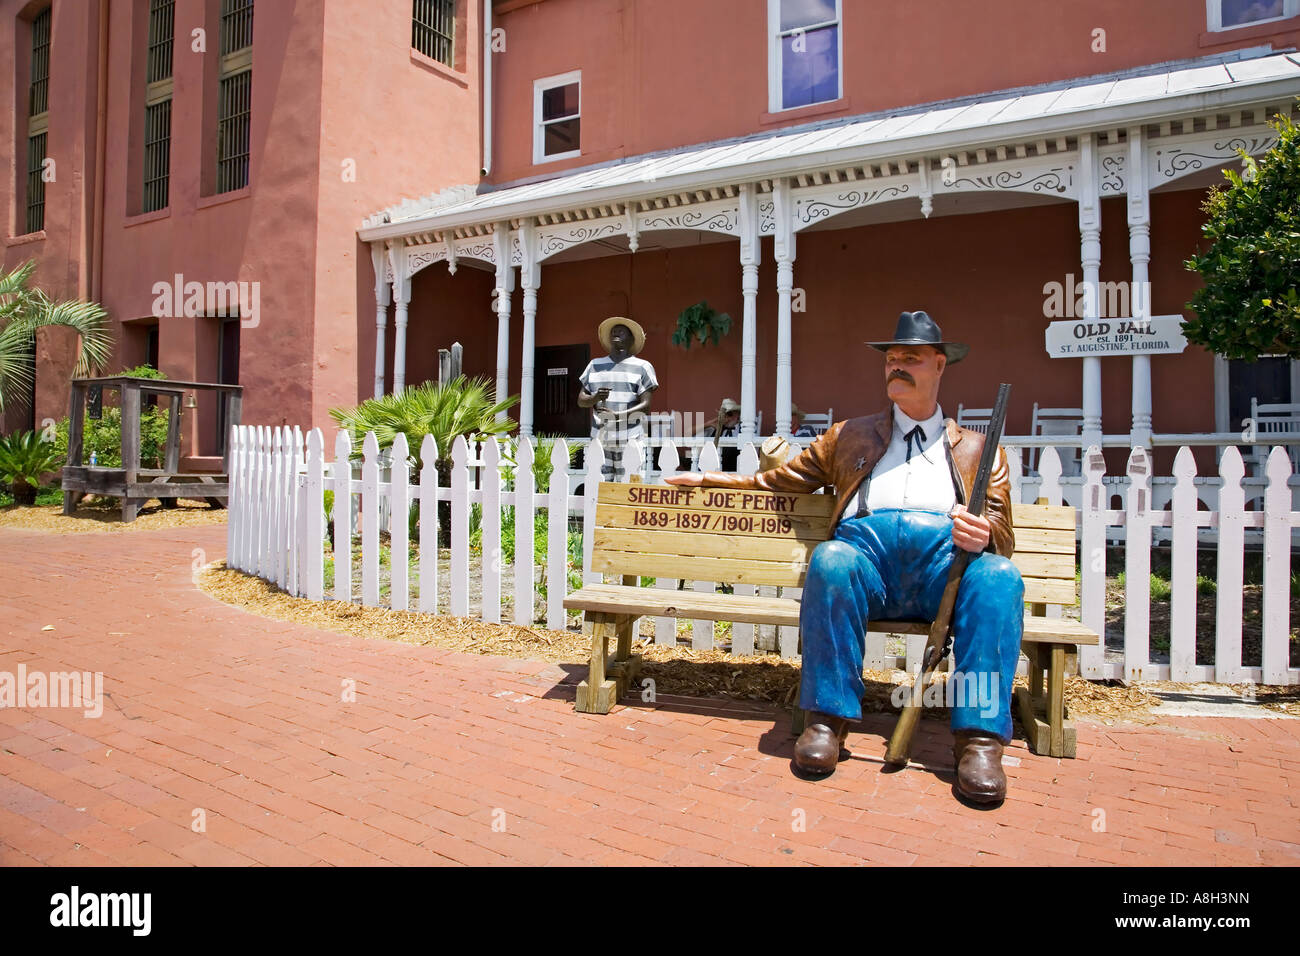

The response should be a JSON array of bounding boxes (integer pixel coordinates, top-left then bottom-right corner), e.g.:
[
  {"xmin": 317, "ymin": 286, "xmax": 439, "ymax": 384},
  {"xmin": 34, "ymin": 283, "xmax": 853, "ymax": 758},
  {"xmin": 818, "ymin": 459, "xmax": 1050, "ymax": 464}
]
[
  {"xmin": 0, "ymin": 430, "xmax": 62, "ymax": 505},
  {"xmin": 672, "ymin": 300, "xmax": 732, "ymax": 349},
  {"xmin": 51, "ymin": 405, "xmax": 171, "ymax": 470},
  {"xmin": 1184, "ymin": 108, "xmax": 1300, "ymax": 359}
]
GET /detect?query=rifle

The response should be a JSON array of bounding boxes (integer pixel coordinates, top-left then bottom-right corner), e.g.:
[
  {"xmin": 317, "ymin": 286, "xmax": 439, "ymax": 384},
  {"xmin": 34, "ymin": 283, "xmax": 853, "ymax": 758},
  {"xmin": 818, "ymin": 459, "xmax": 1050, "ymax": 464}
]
[{"xmin": 883, "ymin": 383, "xmax": 1012, "ymax": 767}]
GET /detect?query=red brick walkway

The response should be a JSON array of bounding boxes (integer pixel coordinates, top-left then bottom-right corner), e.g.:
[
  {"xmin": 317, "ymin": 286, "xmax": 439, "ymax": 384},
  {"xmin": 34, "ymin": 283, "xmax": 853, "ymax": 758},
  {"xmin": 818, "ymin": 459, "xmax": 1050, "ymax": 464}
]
[{"xmin": 1, "ymin": 523, "xmax": 1297, "ymax": 866}]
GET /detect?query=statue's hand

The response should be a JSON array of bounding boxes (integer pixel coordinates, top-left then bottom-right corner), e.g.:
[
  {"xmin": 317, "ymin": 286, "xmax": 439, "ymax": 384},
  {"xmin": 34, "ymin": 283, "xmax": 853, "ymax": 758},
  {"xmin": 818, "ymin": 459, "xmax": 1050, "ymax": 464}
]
[
  {"xmin": 664, "ymin": 473, "xmax": 704, "ymax": 487},
  {"xmin": 949, "ymin": 504, "xmax": 991, "ymax": 553}
]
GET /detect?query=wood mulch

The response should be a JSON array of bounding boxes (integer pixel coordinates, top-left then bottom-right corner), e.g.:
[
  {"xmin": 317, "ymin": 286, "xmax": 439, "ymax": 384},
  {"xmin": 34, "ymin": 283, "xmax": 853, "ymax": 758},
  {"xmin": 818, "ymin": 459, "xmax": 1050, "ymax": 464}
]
[
  {"xmin": 196, "ymin": 561, "xmax": 1272, "ymax": 724},
  {"xmin": 0, "ymin": 499, "xmax": 228, "ymax": 533}
]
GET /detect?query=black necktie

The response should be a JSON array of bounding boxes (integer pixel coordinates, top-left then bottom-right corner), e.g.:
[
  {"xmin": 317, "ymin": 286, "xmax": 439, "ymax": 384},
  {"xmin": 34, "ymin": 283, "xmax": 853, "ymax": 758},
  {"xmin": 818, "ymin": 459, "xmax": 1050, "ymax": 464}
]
[{"xmin": 905, "ymin": 424, "xmax": 926, "ymax": 462}]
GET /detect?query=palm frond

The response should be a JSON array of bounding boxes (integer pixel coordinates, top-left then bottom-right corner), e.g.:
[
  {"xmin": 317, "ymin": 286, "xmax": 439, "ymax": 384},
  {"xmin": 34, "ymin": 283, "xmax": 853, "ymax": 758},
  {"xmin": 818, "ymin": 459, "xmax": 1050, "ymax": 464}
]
[{"xmin": 0, "ymin": 262, "xmax": 114, "ymax": 414}]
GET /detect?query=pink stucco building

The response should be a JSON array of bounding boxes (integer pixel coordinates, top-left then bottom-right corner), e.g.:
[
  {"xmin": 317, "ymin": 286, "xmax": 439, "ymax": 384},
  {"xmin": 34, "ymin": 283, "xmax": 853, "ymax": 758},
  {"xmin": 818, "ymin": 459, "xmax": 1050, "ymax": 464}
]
[{"xmin": 5, "ymin": 0, "xmax": 1300, "ymax": 473}]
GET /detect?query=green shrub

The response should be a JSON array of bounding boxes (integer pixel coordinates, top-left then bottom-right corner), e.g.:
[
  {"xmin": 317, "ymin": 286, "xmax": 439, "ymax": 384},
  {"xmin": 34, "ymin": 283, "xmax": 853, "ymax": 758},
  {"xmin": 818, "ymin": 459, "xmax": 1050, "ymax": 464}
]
[
  {"xmin": 0, "ymin": 431, "xmax": 63, "ymax": 505},
  {"xmin": 50, "ymin": 405, "xmax": 171, "ymax": 469},
  {"xmin": 1184, "ymin": 108, "xmax": 1300, "ymax": 359}
]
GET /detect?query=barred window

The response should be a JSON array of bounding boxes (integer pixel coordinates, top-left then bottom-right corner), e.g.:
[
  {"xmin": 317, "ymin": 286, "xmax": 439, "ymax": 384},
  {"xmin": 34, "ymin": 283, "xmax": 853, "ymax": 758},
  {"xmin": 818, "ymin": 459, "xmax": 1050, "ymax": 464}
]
[
  {"xmin": 143, "ymin": 0, "xmax": 175, "ymax": 212},
  {"xmin": 146, "ymin": 0, "xmax": 175, "ymax": 85},
  {"xmin": 220, "ymin": 0, "xmax": 254, "ymax": 55},
  {"xmin": 412, "ymin": 0, "xmax": 455, "ymax": 67},
  {"xmin": 24, "ymin": 8, "xmax": 52, "ymax": 233},
  {"xmin": 29, "ymin": 7, "xmax": 51, "ymax": 117},
  {"xmin": 26, "ymin": 132, "xmax": 47, "ymax": 235},
  {"xmin": 143, "ymin": 100, "xmax": 172, "ymax": 213},
  {"xmin": 217, "ymin": 72, "xmax": 251, "ymax": 193},
  {"xmin": 216, "ymin": 0, "xmax": 253, "ymax": 193}
]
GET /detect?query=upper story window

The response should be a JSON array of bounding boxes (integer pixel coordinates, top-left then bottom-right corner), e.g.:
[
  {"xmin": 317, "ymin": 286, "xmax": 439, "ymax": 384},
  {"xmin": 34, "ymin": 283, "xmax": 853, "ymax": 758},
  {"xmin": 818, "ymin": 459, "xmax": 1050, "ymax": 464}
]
[
  {"xmin": 768, "ymin": 0, "xmax": 841, "ymax": 112},
  {"xmin": 1207, "ymin": 0, "xmax": 1297, "ymax": 30},
  {"xmin": 412, "ymin": 0, "xmax": 455, "ymax": 67},
  {"xmin": 25, "ymin": 6, "xmax": 52, "ymax": 234},
  {"xmin": 534, "ymin": 71, "xmax": 580, "ymax": 164},
  {"xmin": 143, "ymin": 0, "xmax": 175, "ymax": 213},
  {"xmin": 216, "ymin": 0, "xmax": 253, "ymax": 193}
]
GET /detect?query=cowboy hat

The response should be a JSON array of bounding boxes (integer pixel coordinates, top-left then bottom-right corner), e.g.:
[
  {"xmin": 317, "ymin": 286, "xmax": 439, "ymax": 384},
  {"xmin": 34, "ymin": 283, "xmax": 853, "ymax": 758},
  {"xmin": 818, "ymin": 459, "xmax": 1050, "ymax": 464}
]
[
  {"xmin": 866, "ymin": 310, "xmax": 969, "ymax": 364},
  {"xmin": 718, "ymin": 398, "xmax": 741, "ymax": 413},
  {"xmin": 598, "ymin": 316, "xmax": 646, "ymax": 356}
]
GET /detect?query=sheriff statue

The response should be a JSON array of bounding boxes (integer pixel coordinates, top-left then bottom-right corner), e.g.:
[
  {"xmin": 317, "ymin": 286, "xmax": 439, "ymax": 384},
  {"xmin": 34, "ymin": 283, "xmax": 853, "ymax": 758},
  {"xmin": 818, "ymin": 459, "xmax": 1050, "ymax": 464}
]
[{"xmin": 667, "ymin": 311, "xmax": 1023, "ymax": 804}]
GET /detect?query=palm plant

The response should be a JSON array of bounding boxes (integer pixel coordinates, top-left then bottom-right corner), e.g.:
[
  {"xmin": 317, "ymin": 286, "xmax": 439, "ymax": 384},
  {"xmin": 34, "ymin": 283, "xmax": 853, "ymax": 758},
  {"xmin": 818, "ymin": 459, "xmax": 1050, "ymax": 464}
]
[
  {"xmin": 330, "ymin": 377, "xmax": 519, "ymax": 547},
  {"xmin": 329, "ymin": 376, "xmax": 519, "ymax": 474},
  {"xmin": 0, "ymin": 260, "xmax": 113, "ymax": 413},
  {"xmin": 0, "ymin": 430, "xmax": 62, "ymax": 506}
]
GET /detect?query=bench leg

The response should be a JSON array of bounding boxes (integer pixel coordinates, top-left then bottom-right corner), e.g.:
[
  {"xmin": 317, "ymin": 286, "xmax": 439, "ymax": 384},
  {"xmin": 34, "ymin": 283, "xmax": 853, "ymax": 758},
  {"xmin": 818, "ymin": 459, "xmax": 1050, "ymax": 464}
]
[
  {"xmin": 575, "ymin": 612, "xmax": 620, "ymax": 714},
  {"xmin": 1015, "ymin": 642, "xmax": 1078, "ymax": 758},
  {"xmin": 607, "ymin": 613, "xmax": 643, "ymax": 702}
]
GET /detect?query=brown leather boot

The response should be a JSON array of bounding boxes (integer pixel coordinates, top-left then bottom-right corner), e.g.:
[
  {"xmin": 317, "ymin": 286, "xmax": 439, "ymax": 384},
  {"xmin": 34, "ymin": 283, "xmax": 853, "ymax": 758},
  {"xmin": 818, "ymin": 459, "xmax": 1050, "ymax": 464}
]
[
  {"xmin": 794, "ymin": 712, "xmax": 851, "ymax": 775},
  {"xmin": 952, "ymin": 732, "xmax": 1007, "ymax": 803}
]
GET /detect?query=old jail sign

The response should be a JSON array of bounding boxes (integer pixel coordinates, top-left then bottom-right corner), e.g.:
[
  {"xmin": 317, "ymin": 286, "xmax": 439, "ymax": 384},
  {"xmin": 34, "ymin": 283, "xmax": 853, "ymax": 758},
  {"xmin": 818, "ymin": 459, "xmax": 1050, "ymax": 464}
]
[{"xmin": 1044, "ymin": 315, "xmax": 1188, "ymax": 358}]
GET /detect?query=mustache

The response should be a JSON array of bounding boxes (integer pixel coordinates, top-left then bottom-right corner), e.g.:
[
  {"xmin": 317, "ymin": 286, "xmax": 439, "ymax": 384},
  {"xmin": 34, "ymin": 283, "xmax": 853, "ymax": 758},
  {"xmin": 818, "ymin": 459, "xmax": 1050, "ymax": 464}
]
[{"xmin": 887, "ymin": 370, "xmax": 916, "ymax": 385}]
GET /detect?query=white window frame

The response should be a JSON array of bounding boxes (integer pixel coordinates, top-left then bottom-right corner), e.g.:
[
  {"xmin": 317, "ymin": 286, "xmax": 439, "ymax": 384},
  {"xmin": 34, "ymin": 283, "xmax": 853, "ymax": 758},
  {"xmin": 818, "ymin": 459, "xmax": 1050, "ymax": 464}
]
[
  {"xmin": 767, "ymin": 0, "xmax": 843, "ymax": 113},
  {"xmin": 533, "ymin": 70, "xmax": 581, "ymax": 165},
  {"xmin": 1206, "ymin": 0, "xmax": 1297, "ymax": 31}
]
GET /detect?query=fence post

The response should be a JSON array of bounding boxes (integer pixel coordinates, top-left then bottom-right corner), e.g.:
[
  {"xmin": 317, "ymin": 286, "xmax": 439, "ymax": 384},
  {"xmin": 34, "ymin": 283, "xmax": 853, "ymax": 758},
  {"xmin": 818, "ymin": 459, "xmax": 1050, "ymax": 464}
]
[
  {"xmin": 653, "ymin": 441, "xmax": 681, "ymax": 647},
  {"xmin": 333, "ymin": 430, "xmax": 353, "ymax": 602},
  {"xmin": 390, "ymin": 433, "xmax": 410, "ymax": 611},
  {"xmin": 450, "ymin": 435, "xmax": 470, "ymax": 617},
  {"xmin": 514, "ymin": 437, "xmax": 536, "ymax": 627},
  {"xmin": 301, "ymin": 428, "xmax": 322, "ymax": 601},
  {"xmin": 361, "ymin": 431, "xmax": 380, "ymax": 607},
  {"xmin": 1262, "ymin": 446, "xmax": 1292, "ymax": 685},
  {"xmin": 547, "ymin": 439, "xmax": 570, "ymax": 631},
  {"xmin": 288, "ymin": 426, "xmax": 303, "ymax": 596},
  {"xmin": 730, "ymin": 442, "xmax": 761, "ymax": 657},
  {"xmin": 1124, "ymin": 446, "xmax": 1152, "ymax": 681},
  {"xmin": 582, "ymin": 441, "xmax": 604, "ymax": 586},
  {"xmin": 1168, "ymin": 446, "xmax": 1198, "ymax": 681},
  {"xmin": 418, "ymin": 434, "xmax": 439, "ymax": 614},
  {"xmin": 482, "ymin": 437, "xmax": 502, "ymax": 624},
  {"xmin": 258, "ymin": 429, "xmax": 271, "ymax": 580},
  {"xmin": 1079, "ymin": 445, "xmax": 1107, "ymax": 678},
  {"xmin": 227, "ymin": 426, "xmax": 240, "ymax": 569},
  {"xmin": 1038, "ymin": 446, "xmax": 1063, "ymax": 506},
  {"xmin": 1215, "ymin": 447, "xmax": 1246, "ymax": 683},
  {"xmin": 688, "ymin": 442, "xmax": 722, "ymax": 651}
]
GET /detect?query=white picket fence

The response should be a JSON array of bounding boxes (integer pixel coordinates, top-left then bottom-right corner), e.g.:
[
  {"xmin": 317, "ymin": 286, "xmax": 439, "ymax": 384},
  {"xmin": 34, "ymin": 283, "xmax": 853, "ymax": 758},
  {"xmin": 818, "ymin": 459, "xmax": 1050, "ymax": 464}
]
[{"xmin": 226, "ymin": 426, "xmax": 1300, "ymax": 687}]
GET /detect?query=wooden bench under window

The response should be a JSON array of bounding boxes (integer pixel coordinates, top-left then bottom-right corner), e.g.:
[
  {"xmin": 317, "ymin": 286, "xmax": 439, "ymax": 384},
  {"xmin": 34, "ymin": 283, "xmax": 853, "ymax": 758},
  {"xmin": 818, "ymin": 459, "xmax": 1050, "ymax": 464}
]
[{"xmin": 564, "ymin": 481, "xmax": 1100, "ymax": 758}]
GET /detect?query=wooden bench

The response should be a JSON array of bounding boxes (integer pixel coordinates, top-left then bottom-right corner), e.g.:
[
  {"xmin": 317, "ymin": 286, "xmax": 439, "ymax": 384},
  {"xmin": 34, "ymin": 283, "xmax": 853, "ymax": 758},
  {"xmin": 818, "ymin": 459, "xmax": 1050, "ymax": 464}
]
[{"xmin": 564, "ymin": 481, "xmax": 1100, "ymax": 758}]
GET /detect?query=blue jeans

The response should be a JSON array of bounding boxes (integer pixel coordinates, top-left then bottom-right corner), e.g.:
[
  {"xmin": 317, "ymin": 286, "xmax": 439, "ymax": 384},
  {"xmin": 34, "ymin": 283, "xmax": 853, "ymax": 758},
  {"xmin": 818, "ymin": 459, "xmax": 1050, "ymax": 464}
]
[{"xmin": 798, "ymin": 509, "xmax": 1024, "ymax": 742}]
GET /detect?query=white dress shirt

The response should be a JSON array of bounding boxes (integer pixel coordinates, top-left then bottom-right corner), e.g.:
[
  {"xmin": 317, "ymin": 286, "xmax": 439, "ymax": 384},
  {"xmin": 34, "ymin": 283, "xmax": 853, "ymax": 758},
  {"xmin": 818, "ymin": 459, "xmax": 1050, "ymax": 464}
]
[{"xmin": 842, "ymin": 404, "xmax": 957, "ymax": 519}]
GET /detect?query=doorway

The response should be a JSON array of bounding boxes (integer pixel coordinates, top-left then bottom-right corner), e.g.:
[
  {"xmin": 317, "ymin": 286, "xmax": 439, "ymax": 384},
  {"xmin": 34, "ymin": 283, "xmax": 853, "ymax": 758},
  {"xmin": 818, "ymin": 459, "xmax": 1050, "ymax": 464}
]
[{"xmin": 533, "ymin": 343, "xmax": 591, "ymax": 437}]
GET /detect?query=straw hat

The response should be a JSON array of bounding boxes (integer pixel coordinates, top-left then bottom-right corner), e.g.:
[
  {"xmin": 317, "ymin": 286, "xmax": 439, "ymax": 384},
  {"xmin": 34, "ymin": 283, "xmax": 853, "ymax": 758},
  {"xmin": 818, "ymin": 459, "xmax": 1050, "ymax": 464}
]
[
  {"xmin": 719, "ymin": 398, "xmax": 741, "ymax": 414},
  {"xmin": 598, "ymin": 316, "xmax": 646, "ymax": 356}
]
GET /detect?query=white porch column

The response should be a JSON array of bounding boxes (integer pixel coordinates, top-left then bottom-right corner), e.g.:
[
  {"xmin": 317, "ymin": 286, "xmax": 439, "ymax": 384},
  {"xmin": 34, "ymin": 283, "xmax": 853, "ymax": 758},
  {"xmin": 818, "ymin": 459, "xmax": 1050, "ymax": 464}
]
[
  {"xmin": 1128, "ymin": 125, "xmax": 1153, "ymax": 448},
  {"xmin": 1078, "ymin": 133, "xmax": 1103, "ymax": 451},
  {"xmin": 739, "ymin": 183, "xmax": 760, "ymax": 440},
  {"xmin": 389, "ymin": 244, "xmax": 411, "ymax": 393},
  {"xmin": 774, "ymin": 178, "xmax": 796, "ymax": 437},
  {"xmin": 492, "ymin": 223, "xmax": 515, "ymax": 419},
  {"xmin": 519, "ymin": 221, "xmax": 539, "ymax": 437},
  {"xmin": 371, "ymin": 244, "xmax": 391, "ymax": 398}
]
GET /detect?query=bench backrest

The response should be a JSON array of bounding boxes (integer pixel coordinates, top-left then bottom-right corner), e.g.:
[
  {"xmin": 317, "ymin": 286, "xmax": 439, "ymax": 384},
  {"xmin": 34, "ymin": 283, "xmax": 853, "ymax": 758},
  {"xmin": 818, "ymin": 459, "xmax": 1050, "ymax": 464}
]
[
  {"xmin": 591, "ymin": 484, "xmax": 835, "ymax": 587},
  {"xmin": 592, "ymin": 484, "xmax": 1078, "ymax": 604}
]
